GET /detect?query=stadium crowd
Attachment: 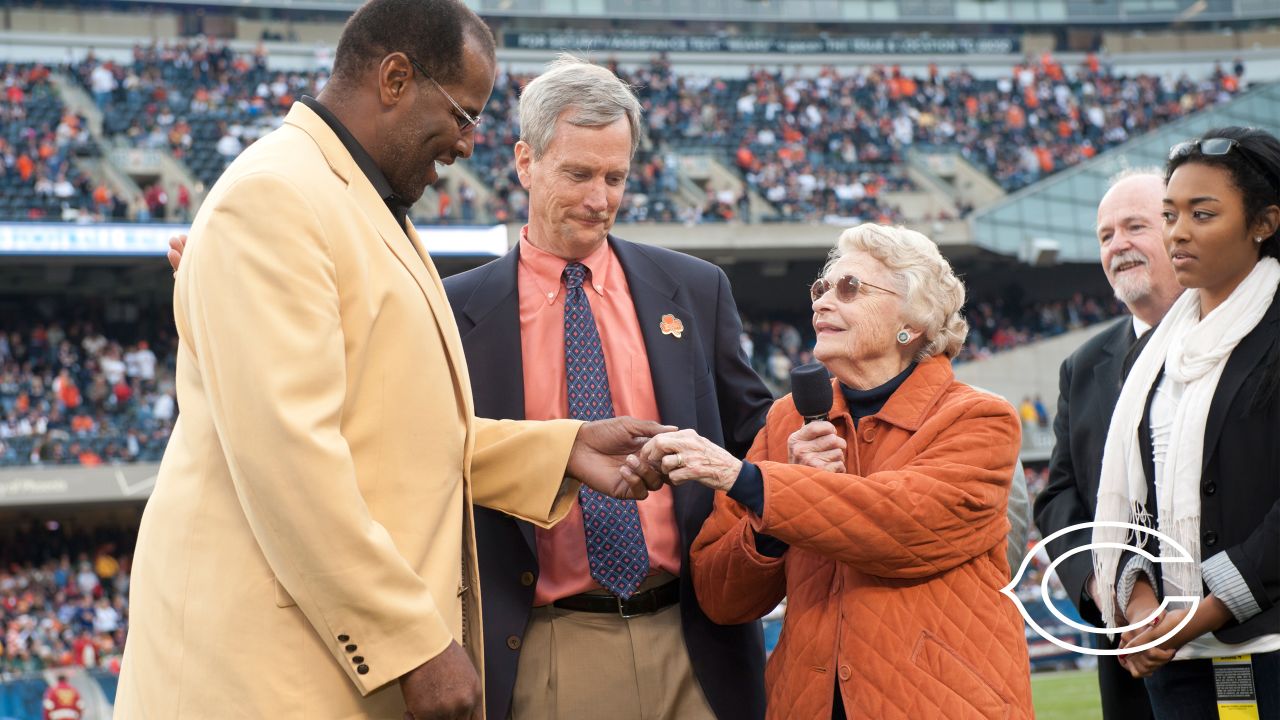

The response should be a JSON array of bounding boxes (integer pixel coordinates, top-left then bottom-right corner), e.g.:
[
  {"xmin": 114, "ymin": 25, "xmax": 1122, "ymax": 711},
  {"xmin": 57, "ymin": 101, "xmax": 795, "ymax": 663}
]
[
  {"xmin": 726, "ymin": 53, "xmax": 1245, "ymax": 194},
  {"xmin": 0, "ymin": 324, "xmax": 176, "ymax": 468},
  {"xmin": 0, "ymin": 287, "xmax": 1118, "ymax": 468},
  {"xmin": 743, "ymin": 289, "xmax": 1125, "ymax": 393},
  {"xmin": 0, "ymin": 522, "xmax": 132, "ymax": 678},
  {"xmin": 0, "ymin": 64, "xmax": 103, "ymax": 223},
  {"xmin": 6, "ymin": 41, "xmax": 1241, "ymax": 225}
]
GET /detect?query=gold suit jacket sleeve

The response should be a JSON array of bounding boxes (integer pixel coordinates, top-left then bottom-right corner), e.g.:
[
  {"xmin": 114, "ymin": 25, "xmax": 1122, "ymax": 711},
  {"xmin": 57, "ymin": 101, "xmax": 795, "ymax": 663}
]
[{"xmin": 469, "ymin": 417, "xmax": 584, "ymax": 529}]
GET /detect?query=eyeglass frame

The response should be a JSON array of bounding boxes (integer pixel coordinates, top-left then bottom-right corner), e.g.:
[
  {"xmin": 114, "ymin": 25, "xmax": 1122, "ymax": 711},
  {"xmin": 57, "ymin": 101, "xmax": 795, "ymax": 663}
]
[
  {"xmin": 405, "ymin": 55, "xmax": 483, "ymax": 131},
  {"xmin": 1168, "ymin": 137, "xmax": 1278, "ymax": 192},
  {"xmin": 809, "ymin": 274, "xmax": 900, "ymax": 303}
]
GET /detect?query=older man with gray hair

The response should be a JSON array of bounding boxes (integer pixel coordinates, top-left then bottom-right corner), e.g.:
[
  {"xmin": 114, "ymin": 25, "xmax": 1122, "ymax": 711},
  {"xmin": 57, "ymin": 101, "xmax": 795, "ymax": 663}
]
[
  {"xmin": 1034, "ymin": 168, "xmax": 1183, "ymax": 720},
  {"xmin": 442, "ymin": 55, "xmax": 772, "ymax": 720}
]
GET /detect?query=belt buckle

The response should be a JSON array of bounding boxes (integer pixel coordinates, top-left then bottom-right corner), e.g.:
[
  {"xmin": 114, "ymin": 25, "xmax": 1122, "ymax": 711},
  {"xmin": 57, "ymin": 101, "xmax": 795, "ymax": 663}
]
[{"xmin": 616, "ymin": 595, "xmax": 639, "ymax": 620}]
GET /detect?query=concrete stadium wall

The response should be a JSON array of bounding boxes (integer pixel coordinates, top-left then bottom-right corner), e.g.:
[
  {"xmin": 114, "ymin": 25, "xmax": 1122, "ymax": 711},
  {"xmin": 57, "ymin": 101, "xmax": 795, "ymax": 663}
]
[{"xmin": 953, "ymin": 320, "xmax": 1118, "ymax": 417}]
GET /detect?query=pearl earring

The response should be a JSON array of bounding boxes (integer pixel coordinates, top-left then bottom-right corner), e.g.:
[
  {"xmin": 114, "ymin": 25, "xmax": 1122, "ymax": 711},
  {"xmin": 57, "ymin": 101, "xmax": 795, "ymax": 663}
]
[
  {"xmin": 1257, "ymin": 236, "xmax": 1265, "ymax": 244},
  {"xmin": 897, "ymin": 330, "xmax": 911, "ymax": 344}
]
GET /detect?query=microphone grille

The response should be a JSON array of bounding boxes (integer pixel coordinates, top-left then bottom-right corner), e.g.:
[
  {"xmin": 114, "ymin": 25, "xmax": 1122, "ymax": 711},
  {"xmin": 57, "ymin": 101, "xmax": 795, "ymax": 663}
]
[{"xmin": 790, "ymin": 362, "xmax": 833, "ymax": 418}]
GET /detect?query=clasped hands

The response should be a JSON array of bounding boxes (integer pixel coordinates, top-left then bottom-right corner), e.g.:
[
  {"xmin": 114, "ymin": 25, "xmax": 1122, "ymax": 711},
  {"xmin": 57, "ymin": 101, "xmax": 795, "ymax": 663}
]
[
  {"xmin": 618, "ymin": 421, "xmax": 849, "ymax": 493},
  {"xmin": 1113, "ymin": 578, "xmax": 1232, "ymax": 679}
]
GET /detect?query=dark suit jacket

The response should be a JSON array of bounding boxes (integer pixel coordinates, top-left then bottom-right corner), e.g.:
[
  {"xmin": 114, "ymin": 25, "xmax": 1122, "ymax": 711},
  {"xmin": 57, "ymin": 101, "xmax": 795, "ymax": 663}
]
[
  {"xmin": 1034, "ymin": 317, "xmax": 1154, "ymax": 720},
  {"xmin": 1127, "ymin": 286, "xmax": 1280, "ymax": 645},
  {"xmin": 1035, "ymin": 316, "xmax": 1137, "ymax": 626},
  {"xmin": 444, "ymin": 236, "xmax": 773, "ymax": 720}
]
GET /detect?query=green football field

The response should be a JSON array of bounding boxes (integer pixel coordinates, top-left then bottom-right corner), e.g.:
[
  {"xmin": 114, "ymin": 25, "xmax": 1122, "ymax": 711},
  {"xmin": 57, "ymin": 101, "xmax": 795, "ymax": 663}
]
[{"xmin": 1032, "ymin": 669, "xmax": 1103, "ymax": 720}]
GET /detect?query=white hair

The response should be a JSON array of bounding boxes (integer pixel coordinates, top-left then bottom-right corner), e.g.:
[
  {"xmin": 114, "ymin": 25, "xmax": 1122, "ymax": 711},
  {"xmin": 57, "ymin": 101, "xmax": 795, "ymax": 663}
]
[
  {"xmin": 518, "ymin": 54, "xmax": 643, "ymax": 158},
  {"xmin": 823, "ymin": 223, "xmax": 969, "ymax": 361},
  {"xmin": 1105, "ymin": 166, "xmax": 1164, "ymax": 189}
]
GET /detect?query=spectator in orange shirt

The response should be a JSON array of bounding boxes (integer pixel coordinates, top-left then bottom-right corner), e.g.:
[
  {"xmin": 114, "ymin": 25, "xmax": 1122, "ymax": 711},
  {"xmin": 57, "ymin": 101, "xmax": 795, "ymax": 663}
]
[
  {"xmin": 1006, "ymin": 104, "xmax": 1026, "ymax": 130},
  {"xmin": 54, "ymin": 370, "xmax": 81, "ymax": 410},
  {"xmin": 93, "ymin": 184, "xmax": 112, "ymax": 213},
  {"xmin": 1035, "ymin": 146, "xmax": 1054, "ymax": 174},
  {"xmin": 76, "ymin": 448, "xmax": 102, "ymax": 467},
  {"xmin": 17, "ymin": 154, "xmax": 34, "ymax": 182},
  {"xmin": 437, "ymin": 186, "xmax": 452, "ymax": 219}
]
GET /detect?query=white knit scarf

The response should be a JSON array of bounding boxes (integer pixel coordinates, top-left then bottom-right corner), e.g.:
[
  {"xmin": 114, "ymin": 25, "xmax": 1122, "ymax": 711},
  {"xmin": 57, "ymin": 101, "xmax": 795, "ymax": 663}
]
[{"xmin": 1094, "ymin": 257, "xmax": 1280, "ymax": 628}]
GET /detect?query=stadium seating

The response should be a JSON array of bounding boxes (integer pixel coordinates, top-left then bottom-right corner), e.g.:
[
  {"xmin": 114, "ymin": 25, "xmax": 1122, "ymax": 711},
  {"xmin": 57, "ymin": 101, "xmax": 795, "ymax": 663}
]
[
  {"xmin": 42, "ymin": 43, "xmax": 1245, "ymax": 226},
  {"xmin": 0, "ymin": 326, "xmax": 174, "ymax": 468},
  {"xmin": 0, "ymin": 64, "xmax": 99, "ymax": 222},
  {"xmin": 0, "ymin": 523, "xmax": 132, "ymax": 679}
]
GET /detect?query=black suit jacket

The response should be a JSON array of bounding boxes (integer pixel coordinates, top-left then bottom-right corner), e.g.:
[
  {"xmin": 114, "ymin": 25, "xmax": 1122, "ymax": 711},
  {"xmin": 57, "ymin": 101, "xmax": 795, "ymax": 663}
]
[
  {"xmin": 1127, "ymin": 286, "xmax": 1280, "ymax": 645},
  {"xmin": 444, "ymin": 236, "xmax": 772, "ymax": 720},
  {"xmin": 1035, "ymin": 316, "xmax": 1137, "ymax": 626},
  {"xmin": 1034, "ymin": 317, "xmax": 1154, "ymax": 720}
]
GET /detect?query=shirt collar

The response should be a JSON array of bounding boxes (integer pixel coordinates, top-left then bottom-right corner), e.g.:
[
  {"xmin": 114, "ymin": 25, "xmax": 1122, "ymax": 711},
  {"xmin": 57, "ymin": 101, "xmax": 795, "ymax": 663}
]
[
  {"xmin": 300, "ymin": 95, "xmax": 409, "ymax": 228},
  {"xmin": 518, "ymin": 225, "xmax": 613, "ymax": 305},
  {"xmin": 1132, "ymin": 315, "xmax": 1152, "ymax": 338}
]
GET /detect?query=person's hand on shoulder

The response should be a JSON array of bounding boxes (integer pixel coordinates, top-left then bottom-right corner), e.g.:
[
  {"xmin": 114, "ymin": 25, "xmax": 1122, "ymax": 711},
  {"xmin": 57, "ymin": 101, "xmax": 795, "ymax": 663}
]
[{"xmin": 167, "ymin": 234, "xmax": 187, "ymax": 274}]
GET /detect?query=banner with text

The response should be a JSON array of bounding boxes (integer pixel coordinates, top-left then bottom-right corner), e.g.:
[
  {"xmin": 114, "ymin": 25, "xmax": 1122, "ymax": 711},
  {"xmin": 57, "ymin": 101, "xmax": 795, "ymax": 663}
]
[
  {"xmin": 0, "ymin": 223, "xmax": 509, "ymax": 257},
  {"xmin": 504, "ymin": 32, "xmax": 1019, "ymax": 55}
]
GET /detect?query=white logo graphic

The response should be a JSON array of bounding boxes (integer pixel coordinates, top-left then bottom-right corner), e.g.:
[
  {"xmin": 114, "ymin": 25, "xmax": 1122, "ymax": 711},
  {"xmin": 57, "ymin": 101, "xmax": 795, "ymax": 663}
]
[{"xmin": 1001, "ymin": 521, "xmax": 1200, "ymax": 656}]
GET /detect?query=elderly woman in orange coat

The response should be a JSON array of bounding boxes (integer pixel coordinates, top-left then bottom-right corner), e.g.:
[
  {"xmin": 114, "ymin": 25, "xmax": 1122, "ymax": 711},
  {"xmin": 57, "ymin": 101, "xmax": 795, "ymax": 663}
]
[{"xmin": 628, "ymin": 223, "xmax": 1034, "ymax": 719}]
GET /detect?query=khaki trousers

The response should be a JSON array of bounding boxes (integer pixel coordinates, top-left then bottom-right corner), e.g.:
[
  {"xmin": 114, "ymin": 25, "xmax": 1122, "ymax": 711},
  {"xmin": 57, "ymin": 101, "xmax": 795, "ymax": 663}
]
[{"xmin": 510, "ymin": 598, "xmax": 715, "ymax": 720}]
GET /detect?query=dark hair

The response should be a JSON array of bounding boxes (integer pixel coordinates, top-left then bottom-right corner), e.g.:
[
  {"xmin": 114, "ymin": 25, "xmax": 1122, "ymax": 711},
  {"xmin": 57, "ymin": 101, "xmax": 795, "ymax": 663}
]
[
  {"xmin": 332, "ymin": 0, "xmax": 495, "ymax": 87},
  {"xmin": 1165, "ymin": 126, "xmax": 1280, "ymax": 262},
  {"xmin": 1167, "ymin": 127, "xmax": 1280, "ymax": 412}
]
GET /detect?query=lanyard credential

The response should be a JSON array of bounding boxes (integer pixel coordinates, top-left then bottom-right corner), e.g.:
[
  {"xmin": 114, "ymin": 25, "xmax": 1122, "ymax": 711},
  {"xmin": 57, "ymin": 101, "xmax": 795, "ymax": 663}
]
[{"xmin": 1213, "ymin": 655, "xmax": 1260, "ymax": 720}]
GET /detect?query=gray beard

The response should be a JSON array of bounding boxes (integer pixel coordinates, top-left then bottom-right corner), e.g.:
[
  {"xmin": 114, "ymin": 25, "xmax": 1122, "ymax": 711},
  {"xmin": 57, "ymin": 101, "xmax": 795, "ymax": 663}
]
[{"xmin": 1112, "ymin": 271, "xmax": 1152, "ymax": 307}]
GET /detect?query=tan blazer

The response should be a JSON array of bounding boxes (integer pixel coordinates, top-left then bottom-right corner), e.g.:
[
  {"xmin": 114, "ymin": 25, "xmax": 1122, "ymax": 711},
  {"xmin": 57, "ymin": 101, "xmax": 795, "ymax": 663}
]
[{"xmin": 115, "ymin": 103, "xmax": 582, "ymax": 719}]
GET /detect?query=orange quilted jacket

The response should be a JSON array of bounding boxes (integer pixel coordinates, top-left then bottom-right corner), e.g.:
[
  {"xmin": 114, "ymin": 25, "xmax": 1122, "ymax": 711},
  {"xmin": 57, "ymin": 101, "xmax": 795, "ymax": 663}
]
[{"xmin": 691, "ymin": 355, "xmax": 1034, "ymax": 719}]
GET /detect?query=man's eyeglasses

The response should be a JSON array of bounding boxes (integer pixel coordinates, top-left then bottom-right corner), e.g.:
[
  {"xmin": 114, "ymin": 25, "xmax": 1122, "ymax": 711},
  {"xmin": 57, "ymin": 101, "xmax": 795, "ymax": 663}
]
[
  {"xmin": 406, "ymin": 56, "xmax": 482, "ymax": 130},
  {"xmin": 810, "ymin": 274, "xmax": 899, "ymax": 303},
  {"xmin": 1169, "ymin": 137, "xmax": 1278, "ymax": 191}
]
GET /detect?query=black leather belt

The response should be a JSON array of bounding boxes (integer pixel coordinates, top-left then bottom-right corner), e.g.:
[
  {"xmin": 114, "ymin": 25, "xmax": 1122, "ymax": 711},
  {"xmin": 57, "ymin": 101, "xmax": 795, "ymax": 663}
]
[{"xmin": 552, "ymin": 579, "xmax": 680, "ymax": 619}]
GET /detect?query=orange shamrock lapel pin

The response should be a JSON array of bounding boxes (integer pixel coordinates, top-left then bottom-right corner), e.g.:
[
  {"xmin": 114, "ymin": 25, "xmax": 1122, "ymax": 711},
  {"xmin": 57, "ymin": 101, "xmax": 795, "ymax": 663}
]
[{"xmin": 660, "ymin": 314, "xmax": 684, "ymax": 339}]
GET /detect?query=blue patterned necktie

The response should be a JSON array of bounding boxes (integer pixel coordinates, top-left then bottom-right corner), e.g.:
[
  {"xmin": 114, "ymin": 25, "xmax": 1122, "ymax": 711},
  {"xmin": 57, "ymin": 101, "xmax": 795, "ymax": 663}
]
[{"xmin": 562, "ymin": 262, "xmax": 650, "ymax": 599}]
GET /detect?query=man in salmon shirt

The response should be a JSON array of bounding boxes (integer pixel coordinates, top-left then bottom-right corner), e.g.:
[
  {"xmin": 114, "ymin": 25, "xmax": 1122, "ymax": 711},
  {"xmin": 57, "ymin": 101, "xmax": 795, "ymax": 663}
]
[{"xmin": 442, "ymin": 55, "xmax": 773, "ymax": 720}]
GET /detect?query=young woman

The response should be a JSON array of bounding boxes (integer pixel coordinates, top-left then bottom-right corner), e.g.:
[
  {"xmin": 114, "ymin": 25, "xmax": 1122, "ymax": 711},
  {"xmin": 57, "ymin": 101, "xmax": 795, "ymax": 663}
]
[{"xmin": 1094, "ymin": 126, "xmax": 1280, "ymax": 718}]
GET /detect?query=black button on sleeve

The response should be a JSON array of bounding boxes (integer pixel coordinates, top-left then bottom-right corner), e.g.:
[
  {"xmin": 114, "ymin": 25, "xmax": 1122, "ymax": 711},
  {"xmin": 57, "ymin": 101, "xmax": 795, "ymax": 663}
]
[{"xmin": 357, "ymin": 664, "xmax": 369, "ymax": 675}]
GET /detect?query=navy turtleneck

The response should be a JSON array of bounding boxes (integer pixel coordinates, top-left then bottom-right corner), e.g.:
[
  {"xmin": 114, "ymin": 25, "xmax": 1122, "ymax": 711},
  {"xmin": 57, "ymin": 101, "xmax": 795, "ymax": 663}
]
[{"xmin": 840, "ymin": 361, "xmax": 917, "ymax": 427}]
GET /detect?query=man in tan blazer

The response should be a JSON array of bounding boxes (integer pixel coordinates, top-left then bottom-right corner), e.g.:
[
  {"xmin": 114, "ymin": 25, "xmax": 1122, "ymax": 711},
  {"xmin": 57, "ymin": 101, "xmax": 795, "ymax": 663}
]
[{"xmin": 116, "ymin": 2, "xmax": 665, "ymax": 718}]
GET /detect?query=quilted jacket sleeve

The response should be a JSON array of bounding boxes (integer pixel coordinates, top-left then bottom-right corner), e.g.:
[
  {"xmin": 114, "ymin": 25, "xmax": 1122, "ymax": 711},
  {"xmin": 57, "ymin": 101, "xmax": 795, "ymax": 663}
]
[
  {"xmin": 753, "ymin": 392, "xmax": 1020, "ymax": 579},
  {"xmin": 690, "ymin": 417, "xmax": 789, "ymax": 625}
]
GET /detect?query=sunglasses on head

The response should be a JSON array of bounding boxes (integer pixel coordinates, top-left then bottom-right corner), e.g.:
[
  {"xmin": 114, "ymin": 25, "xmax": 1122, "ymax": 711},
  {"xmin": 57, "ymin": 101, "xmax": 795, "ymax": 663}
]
[
  {"xmin": 1169, "ymin": 137, "xmax": 1278, "ymax": 191},
  {"xmin": 810, "ymin": 274, "xmax": 899, "ymax": 303}
]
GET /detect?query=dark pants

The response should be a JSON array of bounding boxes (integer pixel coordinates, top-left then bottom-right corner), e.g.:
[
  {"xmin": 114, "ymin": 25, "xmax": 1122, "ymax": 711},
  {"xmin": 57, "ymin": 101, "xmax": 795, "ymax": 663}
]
[
  {"xmin": 1144, "ymin": 651, "xmax": 1280, "ymax": 720},
  {"xmin": 1098, "ymin": 652, "xmax": 1155, "ymax": 719}
]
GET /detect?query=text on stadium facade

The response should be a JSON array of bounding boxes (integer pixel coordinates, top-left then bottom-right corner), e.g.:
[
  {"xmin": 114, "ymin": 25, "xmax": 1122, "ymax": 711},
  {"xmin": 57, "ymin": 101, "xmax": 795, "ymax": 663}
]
[{"xmin": 506, "ymin": 32, "xmax": 1019, "ymax": 55}]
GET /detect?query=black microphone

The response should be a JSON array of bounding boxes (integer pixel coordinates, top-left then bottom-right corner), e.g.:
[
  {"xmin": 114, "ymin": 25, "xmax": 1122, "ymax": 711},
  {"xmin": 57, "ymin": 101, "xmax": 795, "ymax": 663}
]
[{"xmin": 790, "ymin": 362, "xmax": 832, "ymax": 424}]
